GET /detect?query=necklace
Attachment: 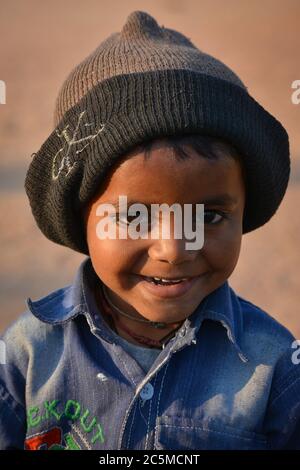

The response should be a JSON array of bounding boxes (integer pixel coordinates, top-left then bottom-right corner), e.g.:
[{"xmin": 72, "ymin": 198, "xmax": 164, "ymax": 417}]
[
  {"xmin": 102, "ymin": 284, "xmax": 169, "ymax": 329},
  {"xmin": 98, "ymin": 284, "xmax": 183, "ymax": 348}
]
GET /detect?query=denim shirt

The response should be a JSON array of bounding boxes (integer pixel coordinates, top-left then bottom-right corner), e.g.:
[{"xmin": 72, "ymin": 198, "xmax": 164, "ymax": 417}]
[
  {"xmin": 113, "ymin": 334, "xmax": 161, "ymax": 374},
  {"xmin": 0, "ymin": 256, "xmax": 299, "ymax": 450}
]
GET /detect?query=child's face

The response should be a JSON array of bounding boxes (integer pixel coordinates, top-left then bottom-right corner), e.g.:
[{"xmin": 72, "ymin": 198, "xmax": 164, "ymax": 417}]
[{"xmin": 84, "ymin": 138, "xmax": 245, "ymax": 325}]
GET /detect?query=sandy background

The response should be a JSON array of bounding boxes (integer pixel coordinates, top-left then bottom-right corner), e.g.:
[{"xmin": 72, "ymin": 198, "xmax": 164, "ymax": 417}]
[{"xmin": 0, "ymin": 0, "xmax": 299, "ymax": 337}]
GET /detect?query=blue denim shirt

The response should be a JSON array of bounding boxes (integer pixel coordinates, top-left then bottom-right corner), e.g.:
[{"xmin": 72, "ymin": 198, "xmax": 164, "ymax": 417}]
[{"xmin": 0, "ymin": 257, "xmax": 299, "ymax": 450}]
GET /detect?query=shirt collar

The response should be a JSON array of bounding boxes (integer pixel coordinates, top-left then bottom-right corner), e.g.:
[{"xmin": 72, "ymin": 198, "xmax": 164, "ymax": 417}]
[
  {"xmin": 26, "ymin": 256, "xmax": 249, "ymax": 363},
  {"xmin": 181, "ymin": 276, "xmax": 249, "ymax": 363}
]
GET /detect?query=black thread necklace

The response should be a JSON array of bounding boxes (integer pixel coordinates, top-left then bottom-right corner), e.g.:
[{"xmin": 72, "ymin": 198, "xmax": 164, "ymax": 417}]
[{"xmin": 101, "ymin": 284, "xmax": 169, "ymax": 329}]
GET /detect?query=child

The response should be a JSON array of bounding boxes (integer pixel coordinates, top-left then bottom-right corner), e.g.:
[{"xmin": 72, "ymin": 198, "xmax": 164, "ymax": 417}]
[{"xmin": 0, "ymin": 10, "xmax": 299, "ymax": 450}]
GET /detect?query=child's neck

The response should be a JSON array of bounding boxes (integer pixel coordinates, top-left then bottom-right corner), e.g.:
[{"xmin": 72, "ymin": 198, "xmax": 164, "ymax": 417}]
[{"xmin": 94, "ymin": 284, "xmax": 183, "ymax": 349}]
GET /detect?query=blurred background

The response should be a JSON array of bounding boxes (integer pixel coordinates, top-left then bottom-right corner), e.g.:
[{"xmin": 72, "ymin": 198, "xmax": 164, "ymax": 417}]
[{"xmin": 0, "ymin": 0, "xmax": 299, "ymax": 336}]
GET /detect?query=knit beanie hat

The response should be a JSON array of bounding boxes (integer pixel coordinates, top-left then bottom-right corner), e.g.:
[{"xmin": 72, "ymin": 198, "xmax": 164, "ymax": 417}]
[{"xmin": 25, "ymin": 10, "xmax": 290, "ymax": 255}]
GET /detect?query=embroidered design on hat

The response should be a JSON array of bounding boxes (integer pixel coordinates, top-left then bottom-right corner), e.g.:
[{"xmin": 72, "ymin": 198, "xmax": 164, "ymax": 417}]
[{"xmin": 52, "ymin": 110, "xmax": 106, "ymax": 181}]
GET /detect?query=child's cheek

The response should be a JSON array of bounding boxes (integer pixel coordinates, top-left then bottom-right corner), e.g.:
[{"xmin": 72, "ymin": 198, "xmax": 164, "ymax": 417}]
[
  {"xmin": 203, "ymin": 224, "xmax": 242, "ymax": 272},
  {"xmin": 89, "ymin": 236, "xmax": 143, "ymax": 278}
]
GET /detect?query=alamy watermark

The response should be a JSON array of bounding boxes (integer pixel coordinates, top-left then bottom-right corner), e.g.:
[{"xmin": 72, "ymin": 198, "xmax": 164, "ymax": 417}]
[
  {"xmin": 0, "ymin": 340, "xmax": 6, "ymax": 365},
  {"xmin": 0, "ymin": 80, "xmax": 6, "ymax": 104},
  {"xmin": 95, "ymin": 195, "xmax": 205, "ymax": 250},
  {"xmin": 291, "ymin": 80, "xmax": 300, "ymax": 105},
  {"xmin": 291, "ymin": 339, "xmax": 300, "ymax": 365},
  {"xmin": 289, "ymin": 83, "xmax": 300, "ymax": 365}
]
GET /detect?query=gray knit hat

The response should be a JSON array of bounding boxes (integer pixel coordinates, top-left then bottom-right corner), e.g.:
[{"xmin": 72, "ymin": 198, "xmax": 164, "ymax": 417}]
[{"xmin": 25, "ymin": 10, "xmax": 290, "ymax": 255}]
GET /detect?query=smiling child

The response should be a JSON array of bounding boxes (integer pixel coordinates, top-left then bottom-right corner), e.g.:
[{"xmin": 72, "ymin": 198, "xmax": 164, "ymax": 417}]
[{"xmin": 0, "ymin": 10, "xmax": 299, "ymax": 450}]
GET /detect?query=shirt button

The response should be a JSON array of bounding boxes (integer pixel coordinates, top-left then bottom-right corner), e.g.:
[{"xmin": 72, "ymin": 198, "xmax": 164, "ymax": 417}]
[{"xmin": 140, "ymin": 383, "xmax": 154, "ymax": 401}]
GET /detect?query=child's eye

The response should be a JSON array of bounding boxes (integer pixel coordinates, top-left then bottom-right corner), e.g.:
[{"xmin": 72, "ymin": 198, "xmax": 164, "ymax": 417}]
[
  {"xmin": 114, "ymin": 213, "xmax": 135, "ymax": 226},
  {"xmin": 115, "ymin": 212, "xmax": 151, "ymax": 228},
  {"xmin": 112, "ymin": 210, "xmax": 225, "ymax": 229},
  {"xmin": 204, "ymin": 210, "xmax": 225, "ymax": 225},
  {"xmin": 116, "ymin": 214, "xmax": 132, "ymax": 226}
]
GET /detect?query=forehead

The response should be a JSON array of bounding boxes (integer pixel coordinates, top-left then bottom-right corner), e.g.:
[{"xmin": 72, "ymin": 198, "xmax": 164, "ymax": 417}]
[{"xmin": 96, "ymin": 139, "xmax": 245, "ymax": 205}]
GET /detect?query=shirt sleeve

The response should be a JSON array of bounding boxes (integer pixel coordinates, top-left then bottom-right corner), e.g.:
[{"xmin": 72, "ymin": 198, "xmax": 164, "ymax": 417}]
[
  {"xmin": 264, "ymin": 347, "xmax": 300, "ymax": 449},
  {"xmin": 0, "ymin": 324, "xmax": 27, "ymax": 450},
  {"xmin": 0, "ymin": 376, "xmax": 27, "ymax": 449}
]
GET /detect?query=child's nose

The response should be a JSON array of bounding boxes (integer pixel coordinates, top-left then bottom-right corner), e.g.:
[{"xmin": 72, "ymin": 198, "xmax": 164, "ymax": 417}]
[{"xmin": 148, "ymin": 235, "xmax": 199, "ymax": 265}]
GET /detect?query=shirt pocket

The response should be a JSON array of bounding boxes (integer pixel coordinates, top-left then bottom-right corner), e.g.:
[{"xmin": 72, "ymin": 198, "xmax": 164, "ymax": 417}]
[{"xmin": 154, "ymin": 415, "xmax": 268, "ymax": 450}]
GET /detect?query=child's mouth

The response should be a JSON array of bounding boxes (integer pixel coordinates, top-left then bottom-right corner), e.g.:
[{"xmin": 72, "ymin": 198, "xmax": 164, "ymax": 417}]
[{"xmin": 137, "ymin": 274, "xmax": 201, "ymax": 298}]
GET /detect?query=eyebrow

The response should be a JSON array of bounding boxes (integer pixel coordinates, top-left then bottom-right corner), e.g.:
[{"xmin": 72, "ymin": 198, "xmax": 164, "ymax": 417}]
[
  {"xmin": 199, "ymin": 195, "xmax": 238, "ymax": 206},
  {"xmin": 103, "ymin": 194, "xmax": 238, "ymax": 208}
]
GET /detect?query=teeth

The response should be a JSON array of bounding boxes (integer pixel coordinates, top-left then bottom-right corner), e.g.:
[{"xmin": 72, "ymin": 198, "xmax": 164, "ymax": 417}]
[{"xmin": 151, "ymin": 277, "xmax": 188, "ymax": 284}]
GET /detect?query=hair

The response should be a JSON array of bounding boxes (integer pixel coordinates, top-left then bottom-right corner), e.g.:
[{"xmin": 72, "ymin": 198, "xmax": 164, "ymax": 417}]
[
  {"xmin": 82, "ymin": 133, "xmax": 247, "ymax": 225},
  {"xmin": 131, "ymin": 133, "xmax": 247, "ymax": 188}
]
